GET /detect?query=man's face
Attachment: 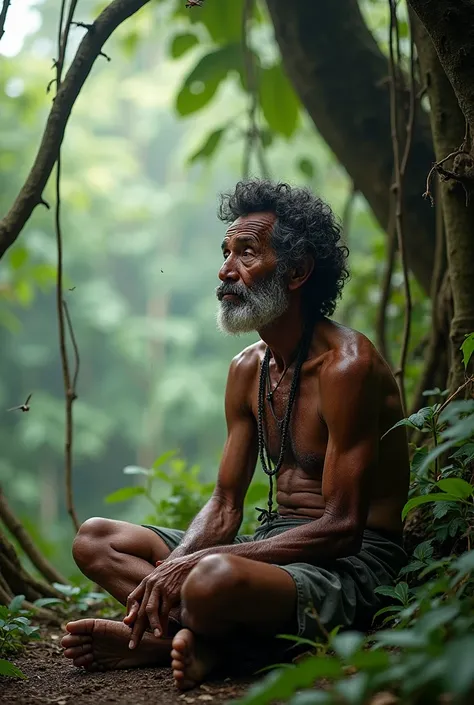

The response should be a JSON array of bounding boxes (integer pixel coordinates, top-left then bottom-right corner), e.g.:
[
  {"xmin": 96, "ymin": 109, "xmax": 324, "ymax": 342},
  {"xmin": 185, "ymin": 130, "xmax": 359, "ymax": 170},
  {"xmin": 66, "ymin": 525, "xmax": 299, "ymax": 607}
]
[{"xmin": 216, "ymin": 212, "xmax": 290, "ymax": 334}]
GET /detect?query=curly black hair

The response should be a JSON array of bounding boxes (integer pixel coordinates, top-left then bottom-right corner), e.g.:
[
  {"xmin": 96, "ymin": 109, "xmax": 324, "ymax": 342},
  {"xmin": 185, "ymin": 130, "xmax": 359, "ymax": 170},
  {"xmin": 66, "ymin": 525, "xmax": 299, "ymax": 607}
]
[{"xmin": 218, "ymin": 179, "xmax": 349, "ymax": 319}]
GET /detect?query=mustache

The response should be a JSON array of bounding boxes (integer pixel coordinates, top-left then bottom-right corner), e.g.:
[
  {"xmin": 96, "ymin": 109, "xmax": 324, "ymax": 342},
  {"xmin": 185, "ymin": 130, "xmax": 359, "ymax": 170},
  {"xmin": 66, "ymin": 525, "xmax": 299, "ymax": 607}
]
[{"xmin": 216, "ymin": 282, "xmax": 248, "ymax": 300}]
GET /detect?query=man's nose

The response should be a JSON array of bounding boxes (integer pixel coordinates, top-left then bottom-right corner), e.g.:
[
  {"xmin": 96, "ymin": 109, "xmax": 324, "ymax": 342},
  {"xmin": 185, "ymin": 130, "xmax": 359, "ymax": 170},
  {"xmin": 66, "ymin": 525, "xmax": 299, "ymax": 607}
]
[{"xmin": 218, "ymin": 257, "xmax": 239, "ymax": 282}]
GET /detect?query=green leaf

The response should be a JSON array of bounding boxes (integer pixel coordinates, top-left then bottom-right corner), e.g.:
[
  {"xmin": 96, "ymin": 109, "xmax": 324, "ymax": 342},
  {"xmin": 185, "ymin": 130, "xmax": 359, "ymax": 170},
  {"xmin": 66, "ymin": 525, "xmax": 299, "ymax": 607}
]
[
  {"xmin": 410, "ymin": 446, "xmax": 428, "ymax": 474},
  {"xmin": 236, "ymin": 657, "xmax": 343, "ymax": 705},
  {"xmin": 382, "ymin": 407, "xmax": 434, "ymax": 439},
  {"xmin": 9, "ymin": 246, "xmax": 28, "ymax": 270},
  {"xmin": 334, "ymin": 672, "xmax": 369, "ymax": 705},
  {"xmin": 331, "ymin": 631, "xmax": 364, "ymax": 660},
  {"xmin": 0, "ymin": 659, "xmax": 26, "ymax": 679},
  {"xmin": 289, "ymin": 692, "xmax": 332, "ymax": 705},
  {"xmin": 374, "ymin": 630, "xmax": 427, "ymax": 648},
  {"xmin": 176, "ymin": 45, "xmax": 242, "ymax": 116},
  {"xmin": 259, "ymin": 63, "xmax": 300, "ymax": 138},
  {"xmin": 122, "ymin": 465, "xmax": 152, "ymax": 476},
  {"xmin": 298, "ymin": 158, "xmax": 314, "ymax": 179},
  {"xmin": 374, "ymin": 585, "xmax": 399, "ymax": 600},
  {"xmin": 170, "ymin": 33, "xmax": 199, "ymax": 59},
  {"xmin": 460, "ymin": 333, "xmax": 474, "ymax": 369},
  {"xmin": 275, "ymin": 634, "xmax": 320, "ymax": 650},
  {"xmin": 413, "ymin": 540, "xmax": 434, "ymax": 562},
  {"xmin": 188, "ymin": 128, "xmax": 226, "ymax": 164},
  {"xmin": 416, "ymin": 604, "xmax": 460, "ymax": 633},
  {"xmin": 436, "ymin": 477, "xmax": 473, "ymax": 499},
  {"xmin": 104, "ymin": 486, "xmax": 146, "ymax": 504},
  {"xmin": 174, "ymin": 0, "xmax": 245, "ymax": 43},
  {"xmin": 402, "ymin": 492, "xmax": 461, "ymax": 520},
  {"xmin": 8, "ymin": 595, "xmax": 25, "ymax": 613},
  {"xmin": 52, "ymin": 583, "xmax": 81, "ymax": 597},
  {"xmin": 444, "ymin": 635, "xmax": 474, "ymax": 695},
  {"xmin": 394, "ymin": 582, "xmax": 410, "ymax": 605},
  {"xmin": 351, "ymin": 649, "xmax": 390, "ymax": 671},
  {"xmin": 33, "ymin": 597, "xmax": 64, "ymax": 608},
  {"xmin": 152, "ymin": 450, "xmax": 178, "ymax": 469},
  {"xmin": 451, "ymin": 550, "xmax": 474, "ymax": 581}
]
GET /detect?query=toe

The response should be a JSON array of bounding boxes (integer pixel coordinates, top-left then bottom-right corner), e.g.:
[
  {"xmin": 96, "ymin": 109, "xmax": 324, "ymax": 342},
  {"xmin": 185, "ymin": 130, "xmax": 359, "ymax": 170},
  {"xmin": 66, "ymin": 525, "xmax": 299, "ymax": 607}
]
[
  {"xmin": 72, "ymin": 652, "xmax": 95, "ymax": 668},
  {"xmin": 64, "ymin": 644, "xmax": 93, "ymax": 659},
  {"xmin": 62, "ymin": 634, "xmax": 92, "ymax": 648},
  {"xmin": 66, "ymin": 618, "xmax": 96, "ymax": 635}
]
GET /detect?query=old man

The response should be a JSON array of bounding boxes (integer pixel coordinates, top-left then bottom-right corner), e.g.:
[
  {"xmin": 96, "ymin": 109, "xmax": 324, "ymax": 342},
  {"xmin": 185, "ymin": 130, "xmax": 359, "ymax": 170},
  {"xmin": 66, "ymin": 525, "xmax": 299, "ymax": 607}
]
[{"xmin": 62, "ymin": 180, "xmax": 409, "ymax": 689}]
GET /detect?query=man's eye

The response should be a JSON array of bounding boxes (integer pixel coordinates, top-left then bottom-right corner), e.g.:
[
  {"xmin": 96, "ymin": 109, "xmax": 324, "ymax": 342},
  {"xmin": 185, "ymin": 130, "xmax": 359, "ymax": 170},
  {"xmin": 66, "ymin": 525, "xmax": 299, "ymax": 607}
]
[
  {"xmin": 223, "ymin": 251, "xmax": 229, "ymax": 259},
  {"xmin": 242, "ymin": 250, "xmax": 254, "ymax": 257}
]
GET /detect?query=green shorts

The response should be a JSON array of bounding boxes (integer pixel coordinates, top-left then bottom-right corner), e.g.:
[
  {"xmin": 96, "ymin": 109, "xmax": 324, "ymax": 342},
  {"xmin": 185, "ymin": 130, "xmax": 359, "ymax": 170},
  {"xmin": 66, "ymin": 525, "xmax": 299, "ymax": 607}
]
[{"xmin": 143, "ymin": 516, "xmax": 407, "ymax": 668}]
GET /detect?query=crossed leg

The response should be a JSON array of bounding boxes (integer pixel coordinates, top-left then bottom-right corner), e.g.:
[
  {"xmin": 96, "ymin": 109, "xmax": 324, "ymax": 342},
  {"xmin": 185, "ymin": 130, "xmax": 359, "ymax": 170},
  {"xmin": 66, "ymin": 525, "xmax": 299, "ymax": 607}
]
[{"xmin": 61, "ymin": 518, "xmax": 297, "ymax": 689}]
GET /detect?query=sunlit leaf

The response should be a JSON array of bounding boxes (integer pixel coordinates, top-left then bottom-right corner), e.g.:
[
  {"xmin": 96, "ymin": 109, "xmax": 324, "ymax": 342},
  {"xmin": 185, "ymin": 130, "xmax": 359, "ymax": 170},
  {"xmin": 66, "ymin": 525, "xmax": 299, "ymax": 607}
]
[
  {"xmin": 8, "ymin": 595, "xmax": 25, "ymax": 613},
  {"xmin": 259, "ymin": 63, "xmax": 300, "ymax": 138},
  {"xmin": 460, "ymin": 333, "xmax": 474, "ymax": 369},
  {"xmin": 104, "ymin": 486, "xmax": 146, "ymax": 503},
  {"xmin": 436, "ymin": 477, "xmax": 473, "ymax": 499},
  {"xmin": 402, "ymin": 492, "xmax": 461, "ymax": 520}
]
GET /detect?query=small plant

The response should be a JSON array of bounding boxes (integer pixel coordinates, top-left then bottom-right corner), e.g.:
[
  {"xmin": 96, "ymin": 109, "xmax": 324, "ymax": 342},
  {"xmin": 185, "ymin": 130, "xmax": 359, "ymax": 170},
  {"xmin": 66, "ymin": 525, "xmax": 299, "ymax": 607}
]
[
  {"xmin": 34, "ymin": 582, "xmax": 117, "ymax": 617},
  {"xmin": 105, "ymin": 450, "xmax": 268, "ymax": 534},
  {"xmin": 0, "ymin": 595, "xmax": 41, "ymax": 679}
]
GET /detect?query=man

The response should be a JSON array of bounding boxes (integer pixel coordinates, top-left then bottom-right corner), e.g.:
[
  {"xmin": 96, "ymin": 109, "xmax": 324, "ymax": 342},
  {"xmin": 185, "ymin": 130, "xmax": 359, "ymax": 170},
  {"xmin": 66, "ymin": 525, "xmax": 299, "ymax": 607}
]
[{"xmin": 62, "ymin": 180, "xmax": 409, "ymax": 690}]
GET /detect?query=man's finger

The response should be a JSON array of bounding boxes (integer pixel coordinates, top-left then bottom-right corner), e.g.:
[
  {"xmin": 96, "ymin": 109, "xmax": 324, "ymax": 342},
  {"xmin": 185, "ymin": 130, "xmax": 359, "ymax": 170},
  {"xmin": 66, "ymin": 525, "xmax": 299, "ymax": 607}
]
[
  {"xmin": 145, "ymin": 586, "xmax": 161, "ymax": 637},
  {"xmin": 159, "ymin": 600, "xmax": 171, "ymax": 638},
  {"xmin": 129, "ymin": 584, "xmax": 152, "ymax": 649},
  {"xmin": 123, "ymin": 600, "xmax": 139, "ymax": 626},
  {"xmin": 126, "ymin": 583, "xmax": 145, "ymax": 619}
]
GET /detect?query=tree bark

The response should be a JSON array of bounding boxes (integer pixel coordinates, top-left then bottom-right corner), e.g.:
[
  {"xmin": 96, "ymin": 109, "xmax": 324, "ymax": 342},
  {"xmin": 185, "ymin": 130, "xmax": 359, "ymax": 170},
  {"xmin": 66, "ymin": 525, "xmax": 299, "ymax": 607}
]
[
  {"xmin": 265, "ymin": 0, "xmax": 436, "ymax": 293},
  {"xmin": 408, "ymin": 0, "xmax": 474, "ymax": 141},
  {"xmin": 411, "ymin": 11, "xmax": 474, "ymax": 390}
]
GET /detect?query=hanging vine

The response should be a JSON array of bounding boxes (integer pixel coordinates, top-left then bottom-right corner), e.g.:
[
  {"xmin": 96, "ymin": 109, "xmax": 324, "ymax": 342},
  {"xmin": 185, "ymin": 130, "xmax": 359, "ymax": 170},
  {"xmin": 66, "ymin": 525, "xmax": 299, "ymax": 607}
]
[{"xmin": 387, "ymin": 0, "xmax": 416, "ymax": 414}]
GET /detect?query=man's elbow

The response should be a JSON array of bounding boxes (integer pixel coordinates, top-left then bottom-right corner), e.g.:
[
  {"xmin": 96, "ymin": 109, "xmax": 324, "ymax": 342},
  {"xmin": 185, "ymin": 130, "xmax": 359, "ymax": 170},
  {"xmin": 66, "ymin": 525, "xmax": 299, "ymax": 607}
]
[{"xmin": 334, "ymin": 524, "xmax": 364, "ymax": 557}]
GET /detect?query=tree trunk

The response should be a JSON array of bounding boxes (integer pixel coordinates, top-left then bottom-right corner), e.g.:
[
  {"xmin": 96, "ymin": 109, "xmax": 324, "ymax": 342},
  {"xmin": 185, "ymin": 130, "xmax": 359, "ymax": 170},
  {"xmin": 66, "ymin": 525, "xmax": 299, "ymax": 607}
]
[
  {"xmin": 411, "ymin": 9, "xmax": 474, "ymax": 390},
  {"xmin": 265, "ymin": 0, "xmax": 436, "ymax": 293}
]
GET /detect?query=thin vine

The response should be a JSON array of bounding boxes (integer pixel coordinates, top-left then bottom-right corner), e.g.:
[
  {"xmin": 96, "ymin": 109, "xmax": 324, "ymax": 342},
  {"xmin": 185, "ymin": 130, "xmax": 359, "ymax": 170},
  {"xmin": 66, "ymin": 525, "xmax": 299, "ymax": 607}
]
[{"xmin": 388, "ymin": 0, "xmax": 416, "ymax": 414}]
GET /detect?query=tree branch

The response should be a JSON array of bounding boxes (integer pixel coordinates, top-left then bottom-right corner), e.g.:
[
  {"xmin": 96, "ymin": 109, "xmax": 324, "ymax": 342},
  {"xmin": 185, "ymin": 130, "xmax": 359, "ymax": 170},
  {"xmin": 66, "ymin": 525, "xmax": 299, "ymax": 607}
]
[
  {"xmin": 0, "ymin": 0, "xmax": 151, "ymax": 259},
  {"xmin": 0, "ymin": 0, "xmax": 11, "ymax": 43},
  {"xmin": 265, "ymin": 0, "xmax": 436, "ymax": 294},
  {"xmin": 0, "ymin": 488, "xmax": 68, "ymax": 585}
]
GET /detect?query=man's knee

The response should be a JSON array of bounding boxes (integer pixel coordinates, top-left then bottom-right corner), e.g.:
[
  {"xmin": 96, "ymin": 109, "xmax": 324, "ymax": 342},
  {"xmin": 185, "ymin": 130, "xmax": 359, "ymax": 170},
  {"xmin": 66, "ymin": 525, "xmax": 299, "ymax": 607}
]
[
  {"xmin": 181, "ymin": 554, "xmax": 247, "ymax": 630},
  {"xmin": 72, "ymin": 517, "xmax": 115, "ymax": 571}
]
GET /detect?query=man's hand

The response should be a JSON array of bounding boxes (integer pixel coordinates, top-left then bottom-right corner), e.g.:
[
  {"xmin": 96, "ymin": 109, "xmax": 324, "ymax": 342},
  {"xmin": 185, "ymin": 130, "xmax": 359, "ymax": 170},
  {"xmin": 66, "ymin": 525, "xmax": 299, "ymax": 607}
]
[{"xmin": 124, "ymin": 555, "xmax": 197, "ymax": 649}]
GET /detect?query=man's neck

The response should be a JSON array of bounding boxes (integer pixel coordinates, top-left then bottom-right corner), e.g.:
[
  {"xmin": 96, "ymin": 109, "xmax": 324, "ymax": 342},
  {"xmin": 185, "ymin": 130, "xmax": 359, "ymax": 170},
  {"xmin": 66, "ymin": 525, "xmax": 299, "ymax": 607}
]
[{"xmin": 258, "ymin": 305, "xmax": 309, "ymax": 371}]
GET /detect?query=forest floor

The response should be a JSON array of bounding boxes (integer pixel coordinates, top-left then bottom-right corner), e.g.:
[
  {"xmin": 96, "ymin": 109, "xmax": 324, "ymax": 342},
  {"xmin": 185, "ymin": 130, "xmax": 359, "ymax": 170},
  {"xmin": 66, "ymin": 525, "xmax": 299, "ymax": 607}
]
[{"xmin": 1, "ymin": 628, "xmax": 255, "ymax": 705}]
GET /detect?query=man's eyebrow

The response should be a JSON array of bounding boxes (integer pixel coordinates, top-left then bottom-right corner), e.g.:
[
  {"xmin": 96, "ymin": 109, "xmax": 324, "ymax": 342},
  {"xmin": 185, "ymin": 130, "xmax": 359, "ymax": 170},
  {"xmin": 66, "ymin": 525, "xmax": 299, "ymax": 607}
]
[{"xmin": 221, "ymin": 235, "xmax": 259, "ymax": 251}]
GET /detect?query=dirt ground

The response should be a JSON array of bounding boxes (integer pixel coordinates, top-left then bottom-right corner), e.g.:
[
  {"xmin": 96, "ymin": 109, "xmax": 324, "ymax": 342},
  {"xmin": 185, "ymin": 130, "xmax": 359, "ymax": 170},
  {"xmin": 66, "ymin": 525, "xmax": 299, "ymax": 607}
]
[{"xmin": 1, "ymin": 629, "xmax": 256, "ymax": 705}]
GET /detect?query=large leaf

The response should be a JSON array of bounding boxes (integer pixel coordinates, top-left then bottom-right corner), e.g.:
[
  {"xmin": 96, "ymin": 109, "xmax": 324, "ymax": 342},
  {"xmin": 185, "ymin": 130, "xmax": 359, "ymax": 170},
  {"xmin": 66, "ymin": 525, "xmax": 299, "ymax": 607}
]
[
  {"xmin": 382, "ymin": 406, "xmax": 434, "ymax": 439},
  {"xmin": 259, "ymin": 63, "xmax": 300, "ymax": 138},
  {"xmin": 104, "ymin": 486, "xmax": 146, "ymax": 504},
  {"xmin": 236, "ymin": 657, "xmax": 343, "ymax": 705},
  {"xmin": 0, "ymin": 659, "xmax": 26, "ymax": 679},
  {"xmin": 174, "ymin": 0, "xmax": 246, "ymax": 43},
  {"xmin": 460, "ymin": 332, "xmax": 474, "ymax": 369},
  {"xmin": 176, "ymin": 45, "xmax": 242, "ymax": 116},
  {"xmin": 152, "ymin": 450, "xmax": 178, "ymax": 469},
  {"xmin": 436, "ymin": 477, "xmax": 473, "ymax": 499},
  {"xmin": 402, "ymin": 492, "xmax": 461, "ymax": 521},
  {"xmin": 188, "ymin": 128, "xmax": 226, "ymax": 164},
  {"xmin": 444, "ymin": 635, "xmax": 474, "ymax": 695},
  {"xmin": 8, "ymin": 595, "xmax": 25, "ymax": 613},
  {"xmin": 170, "ymin": 33, "xmax": 199, "ymax": 59}
]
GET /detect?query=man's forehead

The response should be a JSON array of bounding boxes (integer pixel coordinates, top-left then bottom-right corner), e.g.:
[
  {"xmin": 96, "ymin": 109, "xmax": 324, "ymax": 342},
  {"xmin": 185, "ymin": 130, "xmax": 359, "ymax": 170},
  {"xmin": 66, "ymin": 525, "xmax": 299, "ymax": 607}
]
[{"xmin": 225, "ymin": 212, "xmax": 276, "ymax": 239}]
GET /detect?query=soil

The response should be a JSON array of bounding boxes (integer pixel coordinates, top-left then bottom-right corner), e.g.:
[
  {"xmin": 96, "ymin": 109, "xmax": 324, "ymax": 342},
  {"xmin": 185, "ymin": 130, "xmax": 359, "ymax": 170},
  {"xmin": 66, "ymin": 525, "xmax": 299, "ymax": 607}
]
[{"xmin": 1, "ymin": 628, "xmax": 256, "ymax": 705}]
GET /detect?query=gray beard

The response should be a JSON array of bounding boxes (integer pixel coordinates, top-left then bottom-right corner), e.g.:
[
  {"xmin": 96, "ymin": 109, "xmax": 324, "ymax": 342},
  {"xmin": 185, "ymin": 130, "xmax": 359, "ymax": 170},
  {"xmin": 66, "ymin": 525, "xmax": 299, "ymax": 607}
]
[{"xmin": 216, "ymin": 270, "xmax": 289, "ymax": 335}]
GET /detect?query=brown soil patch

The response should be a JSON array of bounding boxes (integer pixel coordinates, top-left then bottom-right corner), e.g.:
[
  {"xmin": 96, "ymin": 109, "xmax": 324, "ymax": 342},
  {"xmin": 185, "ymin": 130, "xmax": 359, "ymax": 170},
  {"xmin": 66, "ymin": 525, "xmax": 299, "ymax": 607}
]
[{"xmin": 1, "ymin": 629, "xmax": 256, "ymax": 705}]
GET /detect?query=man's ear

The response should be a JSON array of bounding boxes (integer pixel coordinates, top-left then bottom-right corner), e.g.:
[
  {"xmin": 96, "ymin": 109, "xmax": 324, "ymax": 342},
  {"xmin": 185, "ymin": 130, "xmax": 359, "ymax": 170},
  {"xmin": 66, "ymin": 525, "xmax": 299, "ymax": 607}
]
[{"xmin": 288, "ymin": 256, "xmax": 314, "ymax": 291}]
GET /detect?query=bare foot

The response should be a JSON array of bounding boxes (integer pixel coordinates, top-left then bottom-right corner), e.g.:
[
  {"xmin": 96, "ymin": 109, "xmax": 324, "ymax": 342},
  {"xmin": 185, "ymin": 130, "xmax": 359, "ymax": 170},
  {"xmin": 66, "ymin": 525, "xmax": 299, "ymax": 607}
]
[
  {"xmin": 61, "ymin": 618, "xmax": 172, "ymax": 671},
  {"xmin": 171, "ymin": 628, "xmax": 218, "ymax": 690}
]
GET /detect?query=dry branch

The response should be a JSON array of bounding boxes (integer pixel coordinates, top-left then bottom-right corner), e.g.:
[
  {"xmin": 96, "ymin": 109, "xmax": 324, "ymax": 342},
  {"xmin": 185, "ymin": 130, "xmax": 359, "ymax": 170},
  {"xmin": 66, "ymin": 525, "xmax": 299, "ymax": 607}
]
[
  {"xmin": 0, "ymin": 488, "xmax": 67, "ymax": 585},
  {"xmin": 0, "ymin": 0, "xmax": 151, "ymax": 259}
]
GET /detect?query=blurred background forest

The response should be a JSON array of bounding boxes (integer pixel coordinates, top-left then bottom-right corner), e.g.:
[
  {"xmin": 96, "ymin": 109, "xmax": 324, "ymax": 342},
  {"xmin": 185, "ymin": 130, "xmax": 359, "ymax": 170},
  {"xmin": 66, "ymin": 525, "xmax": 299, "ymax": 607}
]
[{"xmin": 0, "ymin": 0, "xmax": 430, "ymax": 577}]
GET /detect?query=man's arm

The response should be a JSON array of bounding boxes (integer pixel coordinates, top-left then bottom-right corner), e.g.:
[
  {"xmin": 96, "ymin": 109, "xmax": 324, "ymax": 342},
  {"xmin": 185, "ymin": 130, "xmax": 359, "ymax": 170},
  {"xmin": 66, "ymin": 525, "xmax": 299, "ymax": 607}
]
[
  {"xmin": 166, "ymin": 349, "xmax": 259, "ymax": 560},
  {"xmin": 180, "ymin": 351, "xmax": 379, "ymax": 565}
]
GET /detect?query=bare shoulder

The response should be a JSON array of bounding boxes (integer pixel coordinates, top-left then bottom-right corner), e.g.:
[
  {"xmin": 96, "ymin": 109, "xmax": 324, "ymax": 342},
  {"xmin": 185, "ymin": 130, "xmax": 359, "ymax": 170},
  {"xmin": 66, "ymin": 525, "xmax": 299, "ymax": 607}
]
[
  {"xmin": 318, "ymin": 321, "xmax": 381, "ymax": 386},
  {"xmin": 228, "ymin": 340, "xmax": 264, "ymax": 380}
]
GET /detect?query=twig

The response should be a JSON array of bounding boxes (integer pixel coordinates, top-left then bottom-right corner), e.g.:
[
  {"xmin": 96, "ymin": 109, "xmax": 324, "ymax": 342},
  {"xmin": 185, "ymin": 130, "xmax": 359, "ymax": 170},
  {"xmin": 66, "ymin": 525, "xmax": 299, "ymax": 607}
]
[
  {"xmin": 341, "ymin": 182, "xmax": 357, "ymax": 244},
  {"xmin": 241, "ymin": 0, "xmax": 269, "ymax": 179},
  {"xmin": 423, "ymin": 149, "xmax": 469, "ymax": 206},
  {"xmin": 63, "ymin": 299, "xmax": 80, "ymax": 390},
  {"xmin": 435, "ymin": 376, "xmax": 474, "ymax": 420},
  {"xmin": 375, "ymin": 211, "xmax": 396, "ymax": 366},
  {"xmin": 0, "ymin": 0, "xmax": 11, "ymax": 43},
  {"xmin": 0, "ymin": 488, "xmax": 68, "ymax": 584},
  {"xmin": 0, "ymin": 0, "xmax": 152, "ymax": 260},
  {"xmin": 388, "ymin": 0, "xmax": 415, "ymax": 415},
  {"xmin": 54, "ymin": 0, "xmax": 80, "ymax": 533}
]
